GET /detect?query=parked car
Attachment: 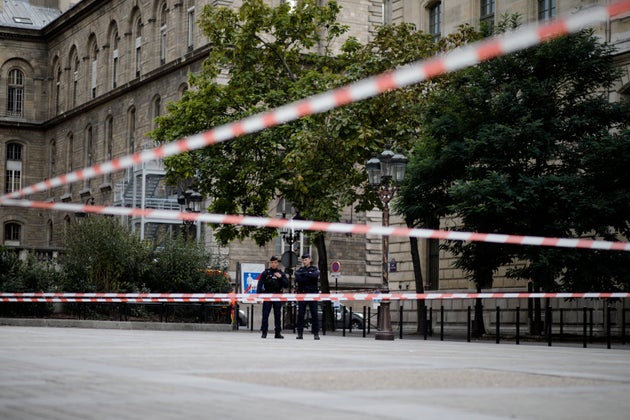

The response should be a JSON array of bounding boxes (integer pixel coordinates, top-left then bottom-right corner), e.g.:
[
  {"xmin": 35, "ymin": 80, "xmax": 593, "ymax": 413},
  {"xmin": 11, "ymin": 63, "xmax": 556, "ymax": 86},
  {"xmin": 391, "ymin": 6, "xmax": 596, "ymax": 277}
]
[{"xmin": 304, "ymin": 303, "xmax": 364, "ymax": 330}]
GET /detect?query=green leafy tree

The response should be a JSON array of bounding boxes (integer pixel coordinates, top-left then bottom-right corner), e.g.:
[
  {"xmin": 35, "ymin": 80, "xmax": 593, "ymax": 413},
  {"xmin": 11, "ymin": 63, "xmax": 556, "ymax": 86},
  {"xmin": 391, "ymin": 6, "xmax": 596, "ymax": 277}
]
[
  {"xmin": 0, "ymin": 246, "xmax": 65, "ymax": 317},
  {"xmin": 399, "ymin": 26, "xmax": 630, "ymax": 335},
  {"xmin": 151, "ymin": 0, "xmax": 482, "ymax": 329},
  {"xmin": 60, "ymin": 217, "xmax": 153, "ymax": 292},
  {"xmin": 145, "ymin": 236, "xmax": 231, "ymax": 293},
  {"xmin": 0, "ymin": 246, "xmax": 63, "ymax": 293},
  {"xmin": 0, "ymin": 246, "xmax": 22, "ymax": 292},
  {"xmin": 61, "ymin": 218, "xmax": 230, "ymax": 294}
]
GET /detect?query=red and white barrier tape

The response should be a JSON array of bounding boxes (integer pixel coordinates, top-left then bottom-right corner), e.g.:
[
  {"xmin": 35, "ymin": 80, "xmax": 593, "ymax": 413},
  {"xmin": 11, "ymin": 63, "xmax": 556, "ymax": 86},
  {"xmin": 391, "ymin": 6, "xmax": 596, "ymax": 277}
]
[
  {"xmin": 2, "ymin": 198, "xmax": 630, "ymax": 250},
  {"xmin": 1, "ymin": 292, "xmax": 628, "ymax": 303},
  {"xmin": 1, "ymin": 2, "xmax": 629, "ymax": 204}
]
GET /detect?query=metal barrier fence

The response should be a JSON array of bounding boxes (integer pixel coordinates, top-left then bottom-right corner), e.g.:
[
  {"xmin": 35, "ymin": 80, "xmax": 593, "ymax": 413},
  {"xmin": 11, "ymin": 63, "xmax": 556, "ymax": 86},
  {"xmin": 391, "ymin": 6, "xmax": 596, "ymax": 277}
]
[{"xmin": 1, "ymin": 294, "xmax": 627, "ymax": 349}]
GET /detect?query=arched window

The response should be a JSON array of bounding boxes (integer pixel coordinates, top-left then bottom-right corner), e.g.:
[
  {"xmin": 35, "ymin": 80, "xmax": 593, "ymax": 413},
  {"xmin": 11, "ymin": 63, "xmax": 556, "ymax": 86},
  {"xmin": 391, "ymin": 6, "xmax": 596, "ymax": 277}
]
[
  {"xmin": 50, "ymin": 139, "xmax": 56, "ymax": 180},
  {"xmin": 112, "ymin": 28, "xmax": 119, "ymax": 88},
  {"xmin": 127, "ymin": 106, "xmax": 136, "ymax": 154},
  {"xmin": 105, "ymin": 117, "xmax": 113, "ymax": 183},
  {"xmin": 46, "ymin": 220, "xmax": 53, "ymax": 247},
  {"xmin": 89, "ymin": 39, "xmax": 98, "ymax": 99},
  {"xmin": 186, "ymin": 2, "xmax": 195, "ymax": 51},
  {"xmin": 135, "ymin": 17, "xmax": 143, "ymax": 77},
  {"xmin": 178, "ymin": 82, "xmax": 188, "ymax": 98},
  {"xmin": 152, "ymin": 95, "xmax": 161, "ymax": 129},
  {"xmin": 86, "ymin": 125, "xmax": 93, "ymax": 167},
  {"xmin": 55, "ymin": 63, "xmax": 62, "ymax": 114},
  {"xmin": 67, "ymin": 132, "xmax": 74, "ymax": 195},
  {"xmin": 84, "ymin": 125, "xmax": 93, "ymax": 190},
  {"xmin": 69, "ymin": 47, "xmax": 79, "ymax": 108},
  {"xmin": 64, "ymin": 215, "xmax": 71, "ymax": 241},
  {"xmin": 159, "ymin": 3, "xmax": 168, "ymax": 65},
  {"xmin": 4, "ymin": 222, "xmax": 21, "ymax": 246},
  {"xmin": 5, "ymin": 142, "xmax": 22, "ymax": 193},
  {"xmin": 7, "ymin": 69, "xmax": 24, "ymax": 117}
]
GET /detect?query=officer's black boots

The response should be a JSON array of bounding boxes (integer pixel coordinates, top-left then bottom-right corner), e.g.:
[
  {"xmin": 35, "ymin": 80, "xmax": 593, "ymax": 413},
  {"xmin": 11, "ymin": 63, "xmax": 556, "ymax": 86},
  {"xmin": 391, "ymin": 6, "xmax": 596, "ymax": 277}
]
[
  {"xmin": 296, "ymin": 330, "xmax": 303, "ymax": 339},
  {"xmin": 314, "ymin": 332, "xmax": 320, "ymax": 340},
  {"xmin": 261, "ymin": 331, "xmax": 267, "ymax": 339},
  {"xmin": 275, "ymin": 332, "xmax": 284, "ymax": 339}
]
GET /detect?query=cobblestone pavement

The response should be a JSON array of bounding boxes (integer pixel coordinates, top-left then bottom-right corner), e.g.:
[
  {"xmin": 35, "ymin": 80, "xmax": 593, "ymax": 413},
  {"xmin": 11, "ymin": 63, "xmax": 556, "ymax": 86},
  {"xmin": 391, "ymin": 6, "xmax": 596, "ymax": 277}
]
[{"xmin": 1, "ymin": 324, "xmax": 629, "ymax": 419}]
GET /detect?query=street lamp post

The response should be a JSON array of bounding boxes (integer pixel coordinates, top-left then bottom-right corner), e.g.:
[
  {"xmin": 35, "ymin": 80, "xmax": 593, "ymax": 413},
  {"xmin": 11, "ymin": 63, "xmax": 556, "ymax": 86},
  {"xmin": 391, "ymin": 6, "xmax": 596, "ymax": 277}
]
[
  {"xmin": 280, "ymin": 211, "xmax": 303, "ymax": 330},
  {"xmin": 366, "ymin": 148, "xmax": 408, "ymax": 340},
  {"xmin": 281, "ymin": 224, "xmax": 302, "ymax": 286},
  {"xmin": 177, "ymin": 189, "xmax": 202, "ymax": 241}
]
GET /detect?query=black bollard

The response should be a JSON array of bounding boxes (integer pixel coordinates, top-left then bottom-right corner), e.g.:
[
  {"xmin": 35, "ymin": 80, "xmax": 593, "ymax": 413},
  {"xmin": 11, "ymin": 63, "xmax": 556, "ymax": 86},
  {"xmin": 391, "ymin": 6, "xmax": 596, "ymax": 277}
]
[
  {"xmin": 429, "ymin": 307, "xmax": 433, "ymax": 337},
  {"xmin": 399, "ymin": 304, "xmax": 403, "ymax": 339},
  {"xmin": 363, "ymin": 306, "xmax": 367, "ymax": 338},
  {"xmin": 622, "ymin": 305, "xmax": 626, "ymax": 345},
  {"xmin": 606, "ymin": 302, "xmax": 612, "ymax": 350},
  {"xmin": 440, "ymin": 305, "xmax": 444, "ymax": 341},
  {"xmin": 516, "ymin": 306, "xmax": 521, "ymax": 344},
  {"xmin": 423, "ymin": 305, "xmax": 428, "ymax": 341},
  {"xmin": 496, "ymin": 306, "xmax": 500, "ymax": 344},
  {"xmin": 546, "ymin": 305, "xmax": 552, "ymax": 347},
  {"xmin": 467, "ymin": 306, "xmax": 471, "ymax": 343},
  {"xmin": 583, "ymin": 307, "xmax": 588, "ymax": 348}
]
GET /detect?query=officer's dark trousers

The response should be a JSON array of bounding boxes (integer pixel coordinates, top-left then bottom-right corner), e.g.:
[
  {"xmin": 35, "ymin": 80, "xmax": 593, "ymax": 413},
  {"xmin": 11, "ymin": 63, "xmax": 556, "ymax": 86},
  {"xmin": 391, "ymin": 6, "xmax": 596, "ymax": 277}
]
[
  {"xmin": 297, "ymin": 300, "xmax": 319, "ymax": 333},
  {"xmin": 261, "ymin": 301, "xmax": 282, "ymax": 333}
]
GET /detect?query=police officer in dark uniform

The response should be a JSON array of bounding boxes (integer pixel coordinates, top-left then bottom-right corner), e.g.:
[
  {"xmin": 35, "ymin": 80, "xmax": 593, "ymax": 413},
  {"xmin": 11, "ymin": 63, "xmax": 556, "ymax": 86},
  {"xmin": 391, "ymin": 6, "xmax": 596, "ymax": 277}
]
[
  {"xmin": 258, "ymin": 255, "xmax": 288, "ymax": 339},
  {"xmin": 295, "ymin": 253, "xmax": 320, "ymax": 340}
]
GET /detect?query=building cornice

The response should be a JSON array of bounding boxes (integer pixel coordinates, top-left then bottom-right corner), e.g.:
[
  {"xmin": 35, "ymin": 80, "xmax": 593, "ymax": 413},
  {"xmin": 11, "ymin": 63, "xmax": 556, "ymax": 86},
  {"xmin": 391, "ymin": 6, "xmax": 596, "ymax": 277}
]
[
  {"xmin": 1, "ymin": 44, "xmax": 212, "ymax": 130},
  {"xmin": 43, "ymin": 0, "xmax": 113, "ymax": 39}
]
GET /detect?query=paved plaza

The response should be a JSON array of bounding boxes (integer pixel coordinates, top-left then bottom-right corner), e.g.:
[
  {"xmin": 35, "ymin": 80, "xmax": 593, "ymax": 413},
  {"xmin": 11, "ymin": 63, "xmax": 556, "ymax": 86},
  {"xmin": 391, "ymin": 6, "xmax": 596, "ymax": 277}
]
[{"xmin": 1, "ymin": 324, "xmax": 629, "ymax": 419}]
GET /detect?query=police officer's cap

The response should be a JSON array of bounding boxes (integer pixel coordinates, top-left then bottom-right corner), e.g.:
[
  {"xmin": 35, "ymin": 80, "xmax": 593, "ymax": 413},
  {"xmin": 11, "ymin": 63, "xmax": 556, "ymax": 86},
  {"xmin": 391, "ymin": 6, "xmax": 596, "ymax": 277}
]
[{"xmin": 269, "ymin": 255, "xmax": 279, "ymax": 261}]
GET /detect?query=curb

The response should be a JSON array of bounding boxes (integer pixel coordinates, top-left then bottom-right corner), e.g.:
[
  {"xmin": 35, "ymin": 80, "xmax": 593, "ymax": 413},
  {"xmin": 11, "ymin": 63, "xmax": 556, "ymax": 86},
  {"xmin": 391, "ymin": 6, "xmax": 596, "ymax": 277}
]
[{"xmin": 0, "ymin": 318, "xmax": 233, "ymax": 332}]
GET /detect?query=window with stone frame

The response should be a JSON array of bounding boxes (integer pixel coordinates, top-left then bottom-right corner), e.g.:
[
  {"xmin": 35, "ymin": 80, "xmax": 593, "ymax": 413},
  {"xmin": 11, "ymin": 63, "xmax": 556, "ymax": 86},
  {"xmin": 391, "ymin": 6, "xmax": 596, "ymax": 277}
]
[
  {"xmin": 480, "ymin": 0, "xmax": 495, "ymax": 33},
  {"xmin": 55, "ymin": 63, "xmax": 62, "ymax": 114},
  {"xmin": 105, "ymin": 116, "xmax": 113, "ymax": 184},
  {"xmin": 46, "ymin": 220, "xmax": 53, "ymax": 247},
  {"xmin": 428, "ymin": 1, "xmax": 442, "ymax": 42},
  {"xmin": 67, "ymin": 132, "xmax": 74, "ymax": 195},
  {"xmin": 538, "ymin": 0, "xmax": 556, "ymax": 21},
  {"xmin": 49, "ymin": 139, "xmax": 56, "ymax": 180},
  {"xmin": 69, "ymin": 48, "xmax": 79, "ymax": 108},
  {"xmin": 4, "ymin": 222, "xmax": 21, "ymax": 245},
  {"xmin": 84, "ymin": 125, "xmax": 93, "ymax": 190},
  {"xmin": 7, "ymin": 69, "xmax": 24, "ymax": 117},
  {"xmin": 159, "ymin": 2, "xmax": 168, "ymax": 65},
  {"xmin": 135, "ymin": 17, "xmax": 143, "ymax": 78},
  {"xmin": 112, "ymin": 28, "xmax": 119, "ymax": 89},
  {"xmin": 187, "ymin": 5, "xmax": 195, "ymax": 52},
  {"xmin": 127, "ymin": 106, "xmax": 136, "ymax": 154},
  {"xmin": 89, "ymin": 40, "xmax": 98, "ymax": 99},
  {"xmin": 152, "ymin": 95, "xmax": 161, "ymax": 129},
  {"xmin": 382, "ymin": 0, "xmax": 392, "ymax": 25},
  {"xmin": 5, "ymin": 142, "xmax": 22, "ymax": 193}
]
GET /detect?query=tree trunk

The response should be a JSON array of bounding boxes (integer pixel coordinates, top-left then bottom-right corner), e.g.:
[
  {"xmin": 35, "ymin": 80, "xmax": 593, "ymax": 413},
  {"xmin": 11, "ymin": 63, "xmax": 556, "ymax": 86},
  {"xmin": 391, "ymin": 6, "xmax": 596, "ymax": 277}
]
[
  {"xmin": 409, "ymin": 235, "xmax": 426, "ymax": 334},
  {"xmin": 473, "ymin": 285, "xmax": 486, "ymax": 337},
  {"xmin": 531, "ymin": 282, "xmax": 543, "ymax": 335},
  {"xmin": 314, "ymin": 234, "xmax": 334, "ymax": 331}
]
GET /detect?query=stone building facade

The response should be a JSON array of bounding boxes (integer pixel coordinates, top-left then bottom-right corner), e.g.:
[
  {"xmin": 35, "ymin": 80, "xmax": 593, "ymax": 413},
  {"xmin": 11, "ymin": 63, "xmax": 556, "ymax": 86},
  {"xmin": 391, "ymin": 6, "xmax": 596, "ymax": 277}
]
[
  {"xmin": 0, "ymin": 0, "xmax": 386, "ymax": 289},
  {"xmin": 1, "ymin": 0, "xmax": 629, "ymax": 313}
]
